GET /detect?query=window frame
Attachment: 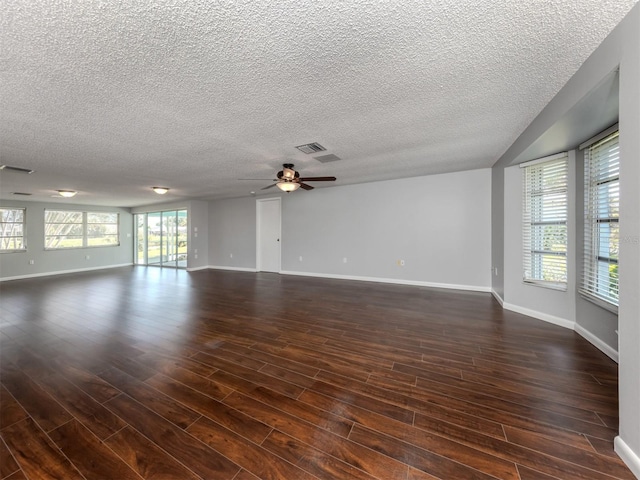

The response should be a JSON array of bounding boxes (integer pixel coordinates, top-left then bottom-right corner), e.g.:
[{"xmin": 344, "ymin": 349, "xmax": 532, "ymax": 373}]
[
  {"xmin": 0, "ymin": 207, "xmax": 27, "ymax": 253},
  {"xmin": 579, "ymin": 126, "xmax": 619, "ymax": 313},
  {"xmin": 521, "ymin": 152, "xmax": 569, "ymax": 290},
  {"xmin": 44, "ymin": 209, "xmax": 120, "ymax": 250}
]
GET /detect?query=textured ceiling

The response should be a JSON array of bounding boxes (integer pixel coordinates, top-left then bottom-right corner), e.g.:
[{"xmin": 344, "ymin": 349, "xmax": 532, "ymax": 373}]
[{"xmin": 1, "ymin": 0, "xmax": 637, "ymax": 207}]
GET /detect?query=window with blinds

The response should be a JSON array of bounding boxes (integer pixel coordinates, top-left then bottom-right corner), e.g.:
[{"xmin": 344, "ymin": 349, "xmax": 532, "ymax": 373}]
[
  {"xmin": 45, "ymin": 210, "xmax": 120, "ymax": 249},
  {"xmin": 521, "ymin": 153, "xmax": 569, "ymax": 289},
  {"xmin": 581, "ymin": 129, "xmax": 619, "ymax": 311}
]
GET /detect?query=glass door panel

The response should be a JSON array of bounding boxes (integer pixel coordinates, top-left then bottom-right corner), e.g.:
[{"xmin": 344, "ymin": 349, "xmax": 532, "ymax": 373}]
[
  {"xmin": 177, "ymin": 210, "xmax": 188, "ymax": 267},
  {"xmin": 162, "ymin": 211, "xmax": 177, "ymax": 267},
  {"xmin": 147, "ymin": 212, "xmax": 162, "ymax": 266},
  {"xmin": 135, "ymin": 214, "xmax": 146, "ymax": 265},
  {"xmin": 135, "ymin": 210, "xmax": 187, "ymax": 269}
]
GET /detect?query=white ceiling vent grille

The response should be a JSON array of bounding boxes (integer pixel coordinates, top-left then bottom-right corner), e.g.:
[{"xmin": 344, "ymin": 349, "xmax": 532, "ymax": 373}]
[
  {"xmin": 0, "ymin": 165, "xmax": 35, "ymax": 174},
  {"xmin": 295, "ymin": 143, "xmax": 326, "ymax": 154},
  {"xmin": 314, "ymin": 154, "xmax": 341, "ymax": 163}
]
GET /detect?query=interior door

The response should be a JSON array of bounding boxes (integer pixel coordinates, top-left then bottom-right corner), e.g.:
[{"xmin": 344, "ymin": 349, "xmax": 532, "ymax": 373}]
[{"xmin": 257, "ymin": 198, "xmax": 281, "ymax": 273}]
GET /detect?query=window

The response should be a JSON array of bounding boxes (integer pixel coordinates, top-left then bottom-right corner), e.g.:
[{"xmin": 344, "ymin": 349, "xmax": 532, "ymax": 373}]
[
  {"xmin": 0, "ymin": 207, "xmax": 26, "ymax": 252},
  {"xmin": 45, "ymin": 210, "xmax": 120, "ymax": 249},
  {"xmin": 581, "ymin": 128, "xmax": 619, "ymax": 310},
  {"xmin": 87, "ymin": 212, "xmax": 119, "ymax": 246},
  {"xmin": 522, "ymin": 153, "xmax": 569, "ymax": 289}
]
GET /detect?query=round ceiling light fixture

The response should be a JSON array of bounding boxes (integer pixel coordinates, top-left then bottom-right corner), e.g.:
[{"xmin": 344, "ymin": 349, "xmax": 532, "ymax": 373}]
[
  {"xmin": 56, "ymin": 190, "xmax": 77, "ymax": 198},
  {"xmin": 152, "ymin": 187, "xmax": 169, "ymax": 194},
  {"xmin": 276, "ymin": 181, "xmax": 300, "ymax": 192}
]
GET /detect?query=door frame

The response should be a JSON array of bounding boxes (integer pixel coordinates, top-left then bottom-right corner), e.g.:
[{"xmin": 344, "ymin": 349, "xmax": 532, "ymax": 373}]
[{"xmin": 256, "ymin": 197, "xmax": 281, "ymax": 273}]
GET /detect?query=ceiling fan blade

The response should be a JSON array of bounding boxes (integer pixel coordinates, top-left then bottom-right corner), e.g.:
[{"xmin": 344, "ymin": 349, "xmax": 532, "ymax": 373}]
[
  {"xmin": 299, "ymin": 182, "xmax": 314, "ymax": 190},
  {"xmin": 261, "ymin": 183, "xmax": 278, "ymax": 190},
  {"xmin": 298, "ymin": 176, "xmax": 336, "ymax": 182}
]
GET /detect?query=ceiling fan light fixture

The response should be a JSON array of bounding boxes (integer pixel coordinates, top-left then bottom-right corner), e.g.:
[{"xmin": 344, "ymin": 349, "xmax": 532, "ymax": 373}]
[
  {"xmin": 277, "ymin": 182, "xmax": 300, "ymax": 192},
  {"xmin": 152, "ymin": 187, "xmax": 169, "ymax": 194},
  {"xmin": 56, "ymin": 190, "xmax": 77, "ymax": 198}
]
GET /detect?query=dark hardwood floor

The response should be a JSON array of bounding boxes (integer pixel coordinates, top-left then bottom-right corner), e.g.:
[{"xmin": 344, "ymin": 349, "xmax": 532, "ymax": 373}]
[{"xmin": 0, "ymin": 267, "xmax": 632, "ymax": 479}]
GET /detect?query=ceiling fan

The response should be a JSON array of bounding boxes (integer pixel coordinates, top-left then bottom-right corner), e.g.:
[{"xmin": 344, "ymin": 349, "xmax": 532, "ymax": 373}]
[{"xmin": 242, "ymin": 164, "xmax": 336, "ymax": 192}]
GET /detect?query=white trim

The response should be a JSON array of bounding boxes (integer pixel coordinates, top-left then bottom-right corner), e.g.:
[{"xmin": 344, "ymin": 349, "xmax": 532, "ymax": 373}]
[
  {"xmin": 208, "ymin": 265, "xmax": 258, "ymax": 273},
  {"xmin": 491, "ymin": 289, "xmax": 504, "ymax": 306},
  {"xmin": 0, "ymin": 263, "xmax": 133, "ymax": 282},
  {"xmin": 579, "ymin": 123, "xmax": 619, "ymax": 150},
  {"xmin": 574, "ymin": 323, "xmax": 619, "ymax": 363},
  {"xmin": 614, "ymin": 436, "xmax": 640, "ymax": 479},
  {"xmin": 519, "ymin": 151, "xmax": 568, "ymax": 168},
  {"xmin": 502, "ymin": 302, "xmax": 575, "ymax": 330},
  {"xmin": 186, "ymin": 265, "xmax": 210, "ymax": 272},
  {"xmin": 280, "ymin": 270, "xmax": 490, "ymax": 292}
]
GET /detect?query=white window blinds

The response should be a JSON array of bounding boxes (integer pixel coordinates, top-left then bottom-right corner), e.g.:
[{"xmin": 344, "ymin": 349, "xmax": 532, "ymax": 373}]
[
  {"xmin": 522, "ymin": 154, "xmax": 569, "ymax": 289},
  {"xmin": 581, "ymin": 130, "xmax": 619, "ymax": 309}
]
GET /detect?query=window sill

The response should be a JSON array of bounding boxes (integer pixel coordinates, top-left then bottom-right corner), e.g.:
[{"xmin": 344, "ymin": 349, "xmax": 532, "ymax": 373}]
[{"xmin": 522, "ymin": 280, "xmax": 568, "ymax": 292}]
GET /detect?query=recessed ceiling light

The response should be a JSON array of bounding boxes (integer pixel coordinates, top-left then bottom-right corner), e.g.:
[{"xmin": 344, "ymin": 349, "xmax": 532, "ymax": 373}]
[
  {"xmin": 152, "ymin": 187, "xmax": 169, "ymax": 194},
  {"xmin": 56, "ymin": 190, "xmax": 77, "ymax": 198}
]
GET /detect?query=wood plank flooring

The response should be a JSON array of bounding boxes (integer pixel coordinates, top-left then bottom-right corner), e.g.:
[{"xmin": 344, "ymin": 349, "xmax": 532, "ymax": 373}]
[{"xmin": 0, "ymin": 267, "xmax": 632, "ymax": 479}]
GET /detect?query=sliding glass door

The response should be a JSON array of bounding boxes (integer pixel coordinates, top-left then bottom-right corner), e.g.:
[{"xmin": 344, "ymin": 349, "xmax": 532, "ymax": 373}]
[{"xmin": 134, "ymin": 209, "xmax": 187, "ymax": 268}]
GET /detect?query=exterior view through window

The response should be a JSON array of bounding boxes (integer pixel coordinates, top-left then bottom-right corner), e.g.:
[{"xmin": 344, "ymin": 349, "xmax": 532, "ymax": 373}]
[
  {"xmin": 0, "ymin": 207, "xmax": 26, "ymax": 252},
  {"xmin": 135, "ymin": 210, "xmax": 187, "ymax": 268},
  {"xmin": 44, "ymin": 210, "xmax": 119, "ymax": 249},
  {"xmin": 581, "ymin": 129, "xmax": 619, "ymax": 309},
  {"xmin": 522, "ymin": 154, "xmax": 569, "ymax": 289}
]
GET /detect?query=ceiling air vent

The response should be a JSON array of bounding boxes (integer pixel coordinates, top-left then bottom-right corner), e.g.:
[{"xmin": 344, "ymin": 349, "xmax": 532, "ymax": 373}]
[
  {"xmin": 295, "ymin": 142, "xmax": 326, "ymax": 154},
  {"xmin": 314, "ymin": 154, "xmax": 341, "ymax": 163},
  {"xmin": 12, "ymin": 192, "xmax": 32, "ymax": 196},
  {"xmin": 0, "ymin": 165, "xmax": 35, "ymax": 174}
]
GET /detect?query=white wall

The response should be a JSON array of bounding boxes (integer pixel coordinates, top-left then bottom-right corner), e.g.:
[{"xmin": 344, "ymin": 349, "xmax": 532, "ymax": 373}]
[
  {"xmin": 281, "ymin": 169, "xmax": 491, "ymax": 290},
  {"xmin": 209, "ymin": 168, "xmax": 492, "ymax": 291},
  {"xmin": 503, "ymin": 155, "xmax": 576, "ymax": 329},
  {"xmin": 491, "ymin": 4, "xmax": 640, "ymax": 475},
  {"xmin": 617, "ymin": 3, "xmax": 640, "ymax": 475},
  {"xmin": 0, "ymin": 200, "xmax": 133, "ymax": 280},
  {"xmin": 208, "ymin": 196, "xmax": 257, "ymax": 270},
  {"xmin": 188, "ymin": 200, "xmax": 209, "ymax": 270}
]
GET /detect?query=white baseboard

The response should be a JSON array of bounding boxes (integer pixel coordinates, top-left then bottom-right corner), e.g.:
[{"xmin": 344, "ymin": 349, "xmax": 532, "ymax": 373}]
[
  {"xmin": 574, "ymin": 323, "xmax": 619, "ymax": 363},
  {"xmin": 0, "ymin": 263, "xmax": 134, "ymax": 282},
  {"xmin": 280, "ymin": 270, "xmax": 491, "ymax": 293},
  {"xmin": 615, "ymin": 436, "xmax": 640, "ymax": 479},
  {"xmin": 502, "ymin": 302, "xmax": 575, "ymax": 330},
  {"xmin": 208, "ymin": 265, "xmax": 258, "ymax": 273},
  {"xmin": 491, "ymin": 289, "xmax": 504, "ymax": 306},
  {"xmin": 186, "ymin": 265, "xmax": 210, "ymax": 272}
]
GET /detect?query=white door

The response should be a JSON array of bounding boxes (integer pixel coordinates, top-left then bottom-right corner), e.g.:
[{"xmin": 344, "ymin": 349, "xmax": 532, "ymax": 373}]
[{"xmin": 257, "ymin": 198, "xmax": 281, "ymax": 273}]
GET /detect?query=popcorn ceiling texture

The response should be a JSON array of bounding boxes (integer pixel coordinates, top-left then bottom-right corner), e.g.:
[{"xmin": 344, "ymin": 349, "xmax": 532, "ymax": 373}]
[{"xmin": 0, "ymin": 0, "xmax": 637, "ymax": 206}]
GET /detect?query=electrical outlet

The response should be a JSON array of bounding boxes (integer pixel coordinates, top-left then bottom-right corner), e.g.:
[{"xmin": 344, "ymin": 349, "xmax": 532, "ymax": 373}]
[
  {"xmin": 85, "ymin": 255, "xmax": 90, "ymax": 260},
  {"xmin": 343, "ymin": 257, "xmax": 347, "ymax": 264},
  {"xmin": 230, "ymin": 253, "xmax": 233, "ymax": 258},
  {"xmin": 299, "ymin": 256, "xmax": 303, "ymax": 262},
  {"xmin": 400, "ymin": 259, "xmax": 405, "ymax": 266},
  {"xmin": 29, "ymin": 259, "xmax": 35, "ymax": 265}
]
